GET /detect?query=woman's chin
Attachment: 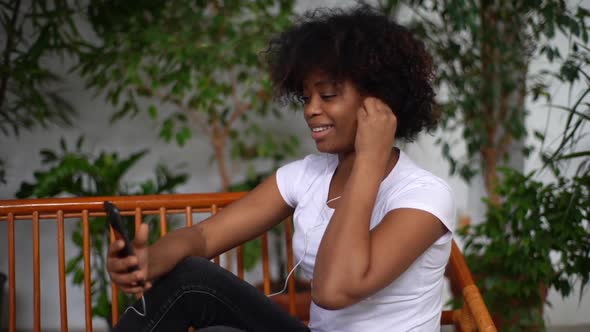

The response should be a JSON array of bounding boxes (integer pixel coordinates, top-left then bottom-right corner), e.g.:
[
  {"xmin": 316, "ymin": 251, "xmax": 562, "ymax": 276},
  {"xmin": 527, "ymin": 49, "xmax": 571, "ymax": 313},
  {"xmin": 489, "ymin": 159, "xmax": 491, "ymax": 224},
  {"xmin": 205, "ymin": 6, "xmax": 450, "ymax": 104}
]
[
  {"xmin": 314, "ymin": 142, "xmax": 333, "ymax": 153},
  {"xmin": 314, "ymin": 142, "xmax": 349, "ymax": 155}
]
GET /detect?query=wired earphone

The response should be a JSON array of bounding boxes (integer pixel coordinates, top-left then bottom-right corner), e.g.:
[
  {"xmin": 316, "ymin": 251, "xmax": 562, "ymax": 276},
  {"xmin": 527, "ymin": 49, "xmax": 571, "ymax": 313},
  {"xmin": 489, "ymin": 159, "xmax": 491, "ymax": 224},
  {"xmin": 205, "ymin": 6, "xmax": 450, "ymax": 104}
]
[{"xmin": 269, "ymin": 155, "xmax": 338, "ymax": 297}]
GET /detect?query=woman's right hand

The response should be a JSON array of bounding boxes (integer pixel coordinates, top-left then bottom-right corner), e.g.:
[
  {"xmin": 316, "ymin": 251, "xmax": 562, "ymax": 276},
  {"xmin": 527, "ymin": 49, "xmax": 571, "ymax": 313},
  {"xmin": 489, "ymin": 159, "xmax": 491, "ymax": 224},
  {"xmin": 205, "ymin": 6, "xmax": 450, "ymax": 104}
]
[{"xmin": 107, "ymin": 223, "xmax": 151, "ymax": 294}]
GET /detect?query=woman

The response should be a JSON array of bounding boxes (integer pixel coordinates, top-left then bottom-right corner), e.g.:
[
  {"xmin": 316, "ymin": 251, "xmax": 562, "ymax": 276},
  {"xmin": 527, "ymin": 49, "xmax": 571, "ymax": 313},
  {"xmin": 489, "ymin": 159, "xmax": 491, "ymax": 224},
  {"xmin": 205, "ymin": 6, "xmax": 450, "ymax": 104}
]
[{"xmin": 108, "ymin": 6, "xmax": 455, "ymax": 332}]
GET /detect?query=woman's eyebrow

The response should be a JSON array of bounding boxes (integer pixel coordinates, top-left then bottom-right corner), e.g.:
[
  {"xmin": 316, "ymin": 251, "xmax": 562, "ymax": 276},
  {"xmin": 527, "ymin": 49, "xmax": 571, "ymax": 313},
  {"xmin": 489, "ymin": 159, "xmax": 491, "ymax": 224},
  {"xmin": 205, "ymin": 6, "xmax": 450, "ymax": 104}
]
[
  {"xmin": 313, "ymin": 79, "xmax": 338, "ymax": 86},
  {"xmin": 302, "ymin": 79, "xmax": 340, "ymax": 93}
]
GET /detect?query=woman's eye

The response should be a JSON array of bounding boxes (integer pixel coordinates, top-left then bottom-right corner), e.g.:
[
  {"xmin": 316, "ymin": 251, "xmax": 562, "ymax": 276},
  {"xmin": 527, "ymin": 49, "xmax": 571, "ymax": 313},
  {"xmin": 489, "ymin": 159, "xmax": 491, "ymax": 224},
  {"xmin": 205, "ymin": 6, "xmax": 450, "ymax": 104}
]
[
  {"xmin": 300, "ymin": 96, "xmax": 310, "ymax": 104},
  {"xmin": 321, "ymin": 94, "xmax": 336, "ymax": 100}
]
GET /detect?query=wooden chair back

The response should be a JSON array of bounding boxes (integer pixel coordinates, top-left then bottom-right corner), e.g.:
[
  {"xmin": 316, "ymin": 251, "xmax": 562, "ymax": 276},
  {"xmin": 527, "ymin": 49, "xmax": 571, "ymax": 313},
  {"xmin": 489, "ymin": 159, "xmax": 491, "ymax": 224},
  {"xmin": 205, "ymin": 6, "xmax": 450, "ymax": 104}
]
[{"xmin": 0, "ymin": 193, "xmax": 496, "ymax": 332}]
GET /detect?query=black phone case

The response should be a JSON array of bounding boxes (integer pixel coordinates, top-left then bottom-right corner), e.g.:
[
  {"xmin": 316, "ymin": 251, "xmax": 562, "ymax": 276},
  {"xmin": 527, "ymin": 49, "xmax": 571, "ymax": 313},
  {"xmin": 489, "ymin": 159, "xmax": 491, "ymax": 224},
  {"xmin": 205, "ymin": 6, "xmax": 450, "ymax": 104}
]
[
  {"xmin": 104, "ymin": 201, "xmax": 134, "ymax": 258},
  {"xmin": 103, "ymin": 201, "xmax": 143, "ymax": 285}
]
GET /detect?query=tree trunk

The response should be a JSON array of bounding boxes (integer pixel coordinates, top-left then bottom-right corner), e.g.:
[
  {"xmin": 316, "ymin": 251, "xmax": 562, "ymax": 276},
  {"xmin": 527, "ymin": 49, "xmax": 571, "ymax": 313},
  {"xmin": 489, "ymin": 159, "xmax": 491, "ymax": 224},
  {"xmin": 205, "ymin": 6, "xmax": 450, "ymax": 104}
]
[
  {"xmin": 482, "ymin": 147, "xmax": 500, "ymax": 205},
  {"xmin": 479, "ymin": 2, "xmax": 501, "ymax": 204},
  {"xmin": 478, "ymin": 2, "xmax": 528, "ymax": 205},
  {"xmin": 212, "ymin": 128, "xmax": 231, "ymax": 192}
]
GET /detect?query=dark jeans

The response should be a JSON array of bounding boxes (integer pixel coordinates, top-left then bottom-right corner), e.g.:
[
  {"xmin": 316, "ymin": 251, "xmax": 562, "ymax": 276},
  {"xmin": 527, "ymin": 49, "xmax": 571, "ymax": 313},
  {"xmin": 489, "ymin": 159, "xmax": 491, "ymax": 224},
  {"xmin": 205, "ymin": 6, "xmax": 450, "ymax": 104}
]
[{"xmin": 114, "ymin": 257, "xmax": 310, "ymax": 332}]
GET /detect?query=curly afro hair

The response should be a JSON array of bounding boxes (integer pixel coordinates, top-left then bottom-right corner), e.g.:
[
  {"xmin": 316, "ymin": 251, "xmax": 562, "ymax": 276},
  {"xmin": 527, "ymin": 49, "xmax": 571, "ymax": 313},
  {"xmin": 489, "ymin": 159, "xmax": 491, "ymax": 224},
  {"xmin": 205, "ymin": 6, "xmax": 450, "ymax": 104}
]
[{"xmin": 264, "ymin": 6, "xmax": 438, "ymax": 142}]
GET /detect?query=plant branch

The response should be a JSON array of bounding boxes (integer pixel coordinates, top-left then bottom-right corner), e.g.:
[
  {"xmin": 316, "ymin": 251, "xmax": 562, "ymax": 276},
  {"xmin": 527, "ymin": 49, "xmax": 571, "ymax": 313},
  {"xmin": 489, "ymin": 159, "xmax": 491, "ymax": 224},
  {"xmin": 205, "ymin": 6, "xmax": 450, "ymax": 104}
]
[
  {"xmin": 224, "ymin": 77, "xmax": 250, "ymax": 137},
  {"xmin": 479, "ymin": 3, "xmax": 501, "ymax": 202},
  {"xmin": 210, "ymin": 115, "xmax": 231, "ymax": 191},
  {"xmin": 0, "ymin": 0, "xmax": 21, "ymax": 111},
  {"xmin": 497, "ymin": 63, "xmax": 528, "ymax": 159},
  {"xmin": 137, "ymin": 84, "xmax": 210, "ymax": 135}
]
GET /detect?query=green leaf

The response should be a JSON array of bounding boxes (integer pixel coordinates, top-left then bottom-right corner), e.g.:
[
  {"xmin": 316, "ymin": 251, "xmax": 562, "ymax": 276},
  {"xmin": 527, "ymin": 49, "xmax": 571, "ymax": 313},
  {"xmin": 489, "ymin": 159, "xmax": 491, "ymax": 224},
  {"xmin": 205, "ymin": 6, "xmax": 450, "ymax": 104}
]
[
  {"xmin": 40, "ymin": 149, "xmax": 58, "ymax": 163},
  {"xmin": 533, "ymin": 130, "xmax": 545, "ymax": 141},
  {"xmin": 73, "ymin": 268, "xmax": 84, "ymax": 285},
  {"xmin": 175, "ymin": 126, "xmax": 192, "ymax": 146},
  {"xmin": 72, "ymin": 230, "xmax": 83, "ymax": 246},
  {"xmin": 148, "ymin": 105, "xmax": 158, "ymax": 120},
  {"xmin": 65, "ymin": 255, "xmax": 82, "ymax": 274},
  {"xmin": 76, "ymin": 136, "xmax": 85, "ymax": 151},
  {"xmin": 160, "ymin": 118, "xmax": 174, "ymax": 142},
  {"xmin": 554, "ymin": 151, "xmax": 590, "ymax": 161}
]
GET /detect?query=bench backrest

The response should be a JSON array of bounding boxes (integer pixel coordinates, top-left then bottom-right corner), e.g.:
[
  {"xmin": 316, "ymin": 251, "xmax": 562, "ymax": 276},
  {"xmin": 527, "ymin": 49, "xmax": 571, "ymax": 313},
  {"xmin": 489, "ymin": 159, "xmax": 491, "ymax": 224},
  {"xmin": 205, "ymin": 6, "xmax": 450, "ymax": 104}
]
[{"xmin": 0, "ymin": 193, "xmax": 496, "ymax": 332}]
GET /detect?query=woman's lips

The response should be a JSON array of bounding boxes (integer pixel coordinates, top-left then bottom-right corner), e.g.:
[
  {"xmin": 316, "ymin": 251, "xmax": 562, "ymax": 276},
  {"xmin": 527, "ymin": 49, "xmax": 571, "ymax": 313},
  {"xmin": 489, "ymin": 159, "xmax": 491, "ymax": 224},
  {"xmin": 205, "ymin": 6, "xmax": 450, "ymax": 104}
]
[{"xmin": 310, "ymin": 125, "xmax": 334, "ymax": 140}]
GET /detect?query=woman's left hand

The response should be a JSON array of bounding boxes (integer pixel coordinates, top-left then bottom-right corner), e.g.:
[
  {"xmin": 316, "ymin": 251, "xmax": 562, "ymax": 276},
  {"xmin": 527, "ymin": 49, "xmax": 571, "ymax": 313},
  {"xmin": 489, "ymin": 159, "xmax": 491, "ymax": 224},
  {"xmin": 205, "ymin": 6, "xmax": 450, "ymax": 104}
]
[{"xmin": 355, "ymin": 97, "xmax": 397, "ymax": 166}]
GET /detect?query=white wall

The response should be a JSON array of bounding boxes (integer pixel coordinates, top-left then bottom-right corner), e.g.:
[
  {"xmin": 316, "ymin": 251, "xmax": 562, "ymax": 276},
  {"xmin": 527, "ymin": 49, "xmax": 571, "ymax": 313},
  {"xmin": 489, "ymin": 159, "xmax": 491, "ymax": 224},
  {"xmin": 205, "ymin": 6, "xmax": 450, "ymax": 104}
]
[{"xmin": 1, "ymin": 0, "xmax": 589, "ymax": 329}]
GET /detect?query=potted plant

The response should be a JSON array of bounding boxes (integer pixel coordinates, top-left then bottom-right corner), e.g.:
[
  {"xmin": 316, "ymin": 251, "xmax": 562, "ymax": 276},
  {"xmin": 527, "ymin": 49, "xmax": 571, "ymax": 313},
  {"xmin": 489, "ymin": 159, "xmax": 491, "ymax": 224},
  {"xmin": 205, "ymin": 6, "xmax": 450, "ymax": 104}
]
[
  {"xmin": 454, "ymin": 33, "xmax": 590, "ymax": 329},
  {"xmin": 458, "ymin": 166, "xmax": 589, "ymax": 330}
]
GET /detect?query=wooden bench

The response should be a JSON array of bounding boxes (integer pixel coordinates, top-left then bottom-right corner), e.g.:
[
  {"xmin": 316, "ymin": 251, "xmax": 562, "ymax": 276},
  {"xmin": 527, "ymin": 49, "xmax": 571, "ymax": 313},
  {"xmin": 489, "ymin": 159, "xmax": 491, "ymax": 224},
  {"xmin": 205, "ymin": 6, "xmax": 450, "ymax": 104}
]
[{"xmin": 1, "ymin": 193, "xmax": 496, "ymax": 331}]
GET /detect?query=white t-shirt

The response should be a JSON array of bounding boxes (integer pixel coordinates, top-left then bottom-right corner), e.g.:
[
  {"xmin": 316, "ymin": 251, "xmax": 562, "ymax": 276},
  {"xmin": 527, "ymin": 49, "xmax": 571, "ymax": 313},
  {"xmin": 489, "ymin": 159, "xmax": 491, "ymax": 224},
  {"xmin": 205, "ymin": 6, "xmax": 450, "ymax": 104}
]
[{"xmin": 275, "ymin": 151, "xmax": 455, "ymax": 332}]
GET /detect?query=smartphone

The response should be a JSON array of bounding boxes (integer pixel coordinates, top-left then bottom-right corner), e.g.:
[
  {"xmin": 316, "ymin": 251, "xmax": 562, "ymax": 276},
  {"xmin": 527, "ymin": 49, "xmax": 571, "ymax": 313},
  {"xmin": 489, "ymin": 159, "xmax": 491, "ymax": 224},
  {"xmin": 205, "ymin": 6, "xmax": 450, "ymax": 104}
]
[
  {"xmin": 104, "ymin": 201, "xmax": 135, "ymax": 258},
  {"xmin": 104, "ymin": 201, "xmax": 143, "ymax": 285}
]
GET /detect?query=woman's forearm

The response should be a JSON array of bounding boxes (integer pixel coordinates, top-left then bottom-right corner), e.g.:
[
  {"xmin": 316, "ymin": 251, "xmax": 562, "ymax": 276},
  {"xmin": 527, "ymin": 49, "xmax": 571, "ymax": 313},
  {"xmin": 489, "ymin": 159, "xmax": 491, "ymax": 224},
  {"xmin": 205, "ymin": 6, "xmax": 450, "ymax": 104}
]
[
  {"xmin": 146, "ymin": 225, "xmax": 207, "ymax": 281},
  {"xmin": 313, "ymin": 157, "xmax": 385, "ymax": 302}
]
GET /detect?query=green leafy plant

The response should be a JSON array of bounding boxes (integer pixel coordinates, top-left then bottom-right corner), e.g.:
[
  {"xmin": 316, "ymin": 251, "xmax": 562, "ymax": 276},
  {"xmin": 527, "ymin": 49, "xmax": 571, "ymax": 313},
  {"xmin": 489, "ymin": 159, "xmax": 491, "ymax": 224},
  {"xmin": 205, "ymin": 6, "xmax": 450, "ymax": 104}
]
[
  {"xmin": 459, "ymin": 41, "xmax": 590, "ymax": 331},
  {"xmin": 0, "ymin": 0, "xmax": 83, "ymax": 183},
  {"xmin": 460, "ymin": 167, "xmax": 589, "ymax": 331},
  {"xmin": 74, "ymin": 0, "xmax": 301, "ymax": 277},
  {"xmin": 539, "ymin": 42, "xmax": 590, "ymax": 179},
  {"xmin": 379, "ymin": 0, "xmax": 589, "ymax": 202},
  {"xmin": 76, "ymin": 0, "xmax": 299, "ymax": 191},
  {"xmin": 16, "ymin": 136, "xmax": 189, "ymax": 327}
]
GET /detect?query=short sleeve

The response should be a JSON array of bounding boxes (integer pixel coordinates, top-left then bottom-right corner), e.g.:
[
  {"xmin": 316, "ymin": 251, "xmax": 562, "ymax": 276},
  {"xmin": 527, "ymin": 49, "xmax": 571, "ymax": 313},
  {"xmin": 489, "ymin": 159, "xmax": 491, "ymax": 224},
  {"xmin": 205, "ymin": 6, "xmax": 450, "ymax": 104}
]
[
  {"xmin": 386, "ymin": 179, "xmax": 456, "ymax": 244},
  {"xmin": 275, "ymin": 158, "xmax": 307, "ymax": 208}
]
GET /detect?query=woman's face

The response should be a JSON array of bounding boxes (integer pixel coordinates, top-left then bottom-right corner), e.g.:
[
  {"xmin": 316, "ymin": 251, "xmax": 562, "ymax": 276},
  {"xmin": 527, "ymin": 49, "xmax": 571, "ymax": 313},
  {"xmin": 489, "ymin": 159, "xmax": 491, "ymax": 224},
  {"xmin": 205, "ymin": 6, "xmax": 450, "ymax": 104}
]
[{"xmin": 302, "ymin": 71, "xmax": 364, "ymax": 154}]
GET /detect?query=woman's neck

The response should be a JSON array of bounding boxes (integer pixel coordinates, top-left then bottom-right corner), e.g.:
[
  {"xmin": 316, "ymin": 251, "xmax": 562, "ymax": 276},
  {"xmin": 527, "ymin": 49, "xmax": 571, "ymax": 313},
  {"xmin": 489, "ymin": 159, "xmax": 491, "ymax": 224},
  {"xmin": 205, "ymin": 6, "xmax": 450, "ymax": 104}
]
[
  {"xmin": 335, "ymin": 148, "xmax": 399, "ymax": 180},
  {"xmin": 335, "ymin": 151, "xmax": 357, "ymax": 178}
]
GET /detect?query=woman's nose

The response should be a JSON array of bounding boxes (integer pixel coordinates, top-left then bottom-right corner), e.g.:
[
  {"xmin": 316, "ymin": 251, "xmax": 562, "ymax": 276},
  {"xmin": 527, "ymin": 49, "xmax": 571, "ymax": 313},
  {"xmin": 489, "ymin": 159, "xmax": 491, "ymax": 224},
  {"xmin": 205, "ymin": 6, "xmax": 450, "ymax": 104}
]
[{"xmin": 303, "ymin": 96, "xmax": 322, "ymax": 120}]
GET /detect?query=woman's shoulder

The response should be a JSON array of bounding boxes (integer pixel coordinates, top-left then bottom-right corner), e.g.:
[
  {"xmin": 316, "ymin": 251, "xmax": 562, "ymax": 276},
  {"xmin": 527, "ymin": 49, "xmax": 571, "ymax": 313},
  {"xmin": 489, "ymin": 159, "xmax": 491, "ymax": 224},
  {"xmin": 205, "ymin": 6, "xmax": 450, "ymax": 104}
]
[
  {"xmin": 390, "ymin": 151, "xmax": 453, "ymax": 193},
  {"xmin": 279, "ymin": 153, "xmax": 334, "ymax": 175},
  {"xmin": 300, "ymin": 153, "xmax": 334, "ymax": 165},
  {"xmin": 381, "ymin": 151, "xmax": 456, "ymax": 234},
  {"xmin": 275, "ymin": 153, "xmax": 333, "ymax": 208}
]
